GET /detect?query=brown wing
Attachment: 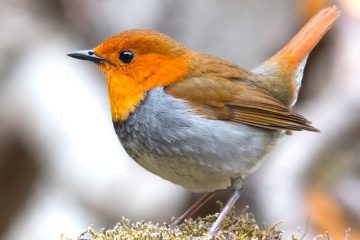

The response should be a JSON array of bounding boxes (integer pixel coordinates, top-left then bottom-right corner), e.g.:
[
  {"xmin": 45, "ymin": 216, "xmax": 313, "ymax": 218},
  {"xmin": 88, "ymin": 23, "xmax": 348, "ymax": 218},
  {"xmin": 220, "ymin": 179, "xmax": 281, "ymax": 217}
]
[{"xmin": 165, "ymin": 77, "xmax": 319, "ymax": 132}]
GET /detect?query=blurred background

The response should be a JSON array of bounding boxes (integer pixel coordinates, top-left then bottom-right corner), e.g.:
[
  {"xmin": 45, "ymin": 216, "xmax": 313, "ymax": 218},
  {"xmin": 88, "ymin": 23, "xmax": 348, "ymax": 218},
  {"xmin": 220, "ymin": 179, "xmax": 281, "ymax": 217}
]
[{"xmin": 0, "ymin": 0, "xmax": 359, "ymax": 239}]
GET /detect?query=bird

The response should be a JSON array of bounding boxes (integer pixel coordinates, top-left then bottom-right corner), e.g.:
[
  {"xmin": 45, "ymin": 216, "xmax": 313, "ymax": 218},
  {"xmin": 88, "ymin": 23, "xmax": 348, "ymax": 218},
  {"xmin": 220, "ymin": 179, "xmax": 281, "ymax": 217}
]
[{"xmin": 68, "ymin": 6, "xmax": 340, "ymax": 236}]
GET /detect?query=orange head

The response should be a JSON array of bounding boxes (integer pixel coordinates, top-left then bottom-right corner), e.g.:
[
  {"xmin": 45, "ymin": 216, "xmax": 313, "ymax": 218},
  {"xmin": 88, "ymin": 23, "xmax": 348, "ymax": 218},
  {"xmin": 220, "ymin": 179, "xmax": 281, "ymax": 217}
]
[{"xmin": 68, "ymin": 29, "xmax": 194, "ymax": 121}]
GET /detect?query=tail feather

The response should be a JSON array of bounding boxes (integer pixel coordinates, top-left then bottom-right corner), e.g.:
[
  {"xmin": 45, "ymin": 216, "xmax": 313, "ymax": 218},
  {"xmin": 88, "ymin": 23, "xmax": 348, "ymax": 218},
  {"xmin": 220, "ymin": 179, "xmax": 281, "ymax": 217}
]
[
  {"xmin": 266, "ymin": 5, "xmax": 340, "ymax": 68},
  {"xmin": 253, "ymin": 6, "xmax": 340, "ymax": 106}
]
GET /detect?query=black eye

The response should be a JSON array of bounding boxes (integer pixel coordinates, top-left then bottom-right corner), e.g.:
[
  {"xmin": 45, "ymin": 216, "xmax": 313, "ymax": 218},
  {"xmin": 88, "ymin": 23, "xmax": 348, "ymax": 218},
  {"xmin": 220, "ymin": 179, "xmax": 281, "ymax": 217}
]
[{"xmin": 119, "ymin": 50, "xmax": 134, "ymax": 64}]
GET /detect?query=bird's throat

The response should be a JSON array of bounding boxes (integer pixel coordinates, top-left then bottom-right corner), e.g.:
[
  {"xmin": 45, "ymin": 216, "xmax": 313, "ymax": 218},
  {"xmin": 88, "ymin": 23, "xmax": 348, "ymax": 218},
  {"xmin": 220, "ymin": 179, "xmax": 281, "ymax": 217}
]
[
  {"xmin": 102, "ymin": 53, "xmax": 192, "ymax": 122},
  {"xmin": 106, "ymin": 75, "xmax": 145, "ymax": 122}
]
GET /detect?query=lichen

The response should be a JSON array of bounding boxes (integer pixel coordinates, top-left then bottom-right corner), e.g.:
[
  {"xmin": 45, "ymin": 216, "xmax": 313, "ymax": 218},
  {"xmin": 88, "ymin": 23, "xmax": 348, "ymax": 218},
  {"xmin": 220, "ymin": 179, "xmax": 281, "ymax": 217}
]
[{"xmin": 62, "ymin": 205, "xmax": 285, "ymax": 240}]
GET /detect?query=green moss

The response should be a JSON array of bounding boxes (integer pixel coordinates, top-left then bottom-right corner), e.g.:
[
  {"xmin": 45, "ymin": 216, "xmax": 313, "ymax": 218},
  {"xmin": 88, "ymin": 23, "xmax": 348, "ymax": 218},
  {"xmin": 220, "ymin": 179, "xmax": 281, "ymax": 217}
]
[
  {"xmin": 60, "ymin": 202, "xmax": 353, "ymax": 240},
  {"xmin": 62, "ymin": 205, "xmax": 286, "ymax": 240}
]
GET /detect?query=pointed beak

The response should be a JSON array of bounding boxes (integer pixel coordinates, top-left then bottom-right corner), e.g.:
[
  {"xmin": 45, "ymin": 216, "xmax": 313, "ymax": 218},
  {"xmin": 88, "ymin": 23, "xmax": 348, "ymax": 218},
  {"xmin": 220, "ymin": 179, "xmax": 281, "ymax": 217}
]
[{"xmin": 67, "ymin": 50, "xmax": 107, "ymax": 63}]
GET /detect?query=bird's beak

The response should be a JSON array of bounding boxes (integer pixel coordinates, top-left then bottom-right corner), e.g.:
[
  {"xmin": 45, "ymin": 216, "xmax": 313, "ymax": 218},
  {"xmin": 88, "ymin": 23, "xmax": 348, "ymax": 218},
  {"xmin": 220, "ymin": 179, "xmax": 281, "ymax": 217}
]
[{"xmin": 67, "ymin": 49, "xmax": 107, "ymax": 63}]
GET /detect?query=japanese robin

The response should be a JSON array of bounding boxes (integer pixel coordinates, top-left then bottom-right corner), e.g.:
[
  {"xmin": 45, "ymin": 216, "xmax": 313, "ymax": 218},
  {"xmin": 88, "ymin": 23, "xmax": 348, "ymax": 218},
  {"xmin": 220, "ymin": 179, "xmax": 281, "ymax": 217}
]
[{"xmin": 68, "ymin": 6, "xmax": 340, "ymax": 235}]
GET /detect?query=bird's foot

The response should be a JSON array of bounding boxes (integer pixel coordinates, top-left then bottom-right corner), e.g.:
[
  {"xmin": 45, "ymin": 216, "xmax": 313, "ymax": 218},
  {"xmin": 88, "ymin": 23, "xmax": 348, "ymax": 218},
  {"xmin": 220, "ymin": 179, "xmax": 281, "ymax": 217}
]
[
  {"xmin": 169, "ymin": 191, "xmax": 217, "ymax": 229},
  {"xmin": 208, "ymin": 176, "xmax": 243, "ymax": 236}
]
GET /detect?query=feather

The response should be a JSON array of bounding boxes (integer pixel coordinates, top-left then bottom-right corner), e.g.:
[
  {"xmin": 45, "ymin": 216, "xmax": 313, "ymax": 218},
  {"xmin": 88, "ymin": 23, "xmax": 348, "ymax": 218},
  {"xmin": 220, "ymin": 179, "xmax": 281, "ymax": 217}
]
[{"xmin": 165, "ymin": 76, "xmax": 319, "ymax": 132}]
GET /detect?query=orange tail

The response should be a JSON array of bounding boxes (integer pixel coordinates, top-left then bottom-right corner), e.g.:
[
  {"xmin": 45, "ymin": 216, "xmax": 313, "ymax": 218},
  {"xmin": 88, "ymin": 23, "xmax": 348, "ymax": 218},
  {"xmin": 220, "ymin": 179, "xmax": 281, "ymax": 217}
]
[
  {"xmin": 253, "ymin": 6, "xmax": 340, "ymax": 106},
  {"xmin": 267, "ymin": 5, "xmax": 340, "ymax": 68}
]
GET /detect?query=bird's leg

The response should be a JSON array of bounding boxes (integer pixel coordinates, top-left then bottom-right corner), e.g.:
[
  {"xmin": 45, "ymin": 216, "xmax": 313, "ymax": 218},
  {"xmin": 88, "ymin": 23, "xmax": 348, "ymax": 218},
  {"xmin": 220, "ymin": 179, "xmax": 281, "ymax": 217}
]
[
  {"xmin": 169, "ymin": 191, "xmax": 217, "ymax": 229},
  {"xmin": 209, "ymin": 177, "xmax": 243, "ymax": 236}
]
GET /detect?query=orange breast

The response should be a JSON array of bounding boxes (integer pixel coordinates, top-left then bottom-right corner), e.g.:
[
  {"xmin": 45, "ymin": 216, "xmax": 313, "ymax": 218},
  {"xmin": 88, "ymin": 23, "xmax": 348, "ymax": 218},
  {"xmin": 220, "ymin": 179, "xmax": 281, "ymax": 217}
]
[{"xmin": 103, "ymin": 53, "xmax": 192, "ymax": 122}]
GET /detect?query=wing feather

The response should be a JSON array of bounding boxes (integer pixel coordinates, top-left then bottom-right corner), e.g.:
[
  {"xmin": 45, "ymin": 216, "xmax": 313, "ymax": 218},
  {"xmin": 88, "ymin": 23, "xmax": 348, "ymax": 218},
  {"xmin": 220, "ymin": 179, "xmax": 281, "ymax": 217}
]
[{"xmin": 165, "ymin": 77, "xmax": 319, "ymax": 132}]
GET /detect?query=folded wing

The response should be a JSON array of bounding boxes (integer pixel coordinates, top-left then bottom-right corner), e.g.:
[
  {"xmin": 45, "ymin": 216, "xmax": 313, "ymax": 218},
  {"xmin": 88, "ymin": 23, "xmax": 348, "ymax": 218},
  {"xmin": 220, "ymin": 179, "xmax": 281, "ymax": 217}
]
[{"xmin": 165, "ymin": 77, "xmax": 319, "ymax": 132}]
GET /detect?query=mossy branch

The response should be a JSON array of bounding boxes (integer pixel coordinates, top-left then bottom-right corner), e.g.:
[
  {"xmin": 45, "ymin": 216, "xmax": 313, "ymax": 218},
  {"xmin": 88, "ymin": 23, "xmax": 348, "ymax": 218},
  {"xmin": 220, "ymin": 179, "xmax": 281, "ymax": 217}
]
[{"xmin": 60, "ymin": 205, "xmax": 343, "ymax": 240}]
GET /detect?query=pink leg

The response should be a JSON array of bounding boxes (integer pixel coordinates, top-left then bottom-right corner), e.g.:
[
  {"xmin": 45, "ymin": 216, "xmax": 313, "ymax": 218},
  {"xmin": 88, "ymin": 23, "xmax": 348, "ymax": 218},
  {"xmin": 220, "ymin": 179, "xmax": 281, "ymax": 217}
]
[
  {"xmin": 170, "ymin": 191, "xmax": 217, "ymax": 229},
  {"xmin": 209, "ymin": 177, "xmax": 243, "ymax": 236}
]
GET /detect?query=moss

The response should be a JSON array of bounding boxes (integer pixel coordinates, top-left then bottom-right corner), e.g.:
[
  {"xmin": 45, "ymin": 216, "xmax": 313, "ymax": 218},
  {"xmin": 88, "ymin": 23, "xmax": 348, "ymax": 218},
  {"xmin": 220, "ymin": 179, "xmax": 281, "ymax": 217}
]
[
  {"xmin": 62, "ymin": 205, "xmax": 288, "ymax": 240},
  {"xmin": 60, "ymin": 202, "xmax": 352, "ymax": 240}
]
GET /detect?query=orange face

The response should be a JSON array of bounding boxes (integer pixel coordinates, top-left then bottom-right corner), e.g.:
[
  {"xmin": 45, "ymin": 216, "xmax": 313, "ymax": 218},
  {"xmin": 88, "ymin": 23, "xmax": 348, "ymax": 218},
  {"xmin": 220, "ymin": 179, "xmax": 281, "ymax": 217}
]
[{"xmin": 92, "ymin": 30, "xmax": 193, "ymax": 121}]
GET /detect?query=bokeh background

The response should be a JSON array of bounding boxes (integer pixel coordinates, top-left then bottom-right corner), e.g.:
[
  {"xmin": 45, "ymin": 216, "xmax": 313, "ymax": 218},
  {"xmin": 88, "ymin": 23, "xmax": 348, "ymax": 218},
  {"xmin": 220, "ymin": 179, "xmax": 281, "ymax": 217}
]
[{"xmin": 0, "ymin": 0, "xmax": 359, "ymax": 239}]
